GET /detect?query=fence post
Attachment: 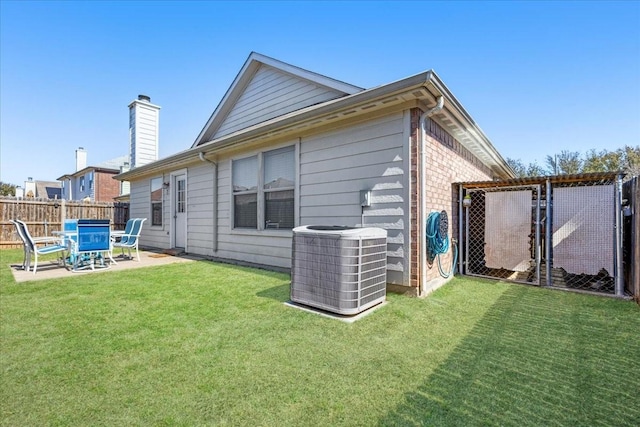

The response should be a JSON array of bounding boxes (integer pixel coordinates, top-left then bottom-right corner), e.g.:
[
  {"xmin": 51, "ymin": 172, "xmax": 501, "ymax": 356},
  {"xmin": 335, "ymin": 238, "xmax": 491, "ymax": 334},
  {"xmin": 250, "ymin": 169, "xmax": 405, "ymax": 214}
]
[
  {"xmin": 546, "ymin": 179, "xmax": 552, "ymax": 287},
  {"xmin": 633, "ymin": 176, "xmax": 639, "ymax": 299},
  {"xmin": 615, "ymin": 175, "xmax": 624, "ymax": 297}
]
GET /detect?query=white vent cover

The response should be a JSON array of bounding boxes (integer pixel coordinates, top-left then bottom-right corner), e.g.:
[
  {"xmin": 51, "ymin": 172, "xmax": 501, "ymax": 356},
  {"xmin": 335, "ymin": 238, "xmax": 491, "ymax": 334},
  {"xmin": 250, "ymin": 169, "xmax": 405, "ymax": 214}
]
[{"xmin": 291, "ymin": 225, "xmax": 387, "ymax": 315}]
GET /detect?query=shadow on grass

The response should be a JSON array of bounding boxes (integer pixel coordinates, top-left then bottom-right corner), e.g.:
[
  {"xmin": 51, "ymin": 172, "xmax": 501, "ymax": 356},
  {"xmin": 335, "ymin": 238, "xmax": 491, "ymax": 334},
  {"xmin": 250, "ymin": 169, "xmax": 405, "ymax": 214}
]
[
  {"xmin": 256, "ymin": 283, "xmax": 291, "ymax": 302},
  {"xmin": 378, "ymin": 286, "xmax": 640, "ymax": 426}
]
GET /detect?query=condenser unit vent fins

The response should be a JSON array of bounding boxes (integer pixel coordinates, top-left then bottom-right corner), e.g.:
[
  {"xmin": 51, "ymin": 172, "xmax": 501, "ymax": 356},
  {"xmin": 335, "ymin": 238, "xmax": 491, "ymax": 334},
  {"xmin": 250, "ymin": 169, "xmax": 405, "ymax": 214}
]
[{"xmin": 291, "ymin": 225, "xmax": 387, "ymax": 315}]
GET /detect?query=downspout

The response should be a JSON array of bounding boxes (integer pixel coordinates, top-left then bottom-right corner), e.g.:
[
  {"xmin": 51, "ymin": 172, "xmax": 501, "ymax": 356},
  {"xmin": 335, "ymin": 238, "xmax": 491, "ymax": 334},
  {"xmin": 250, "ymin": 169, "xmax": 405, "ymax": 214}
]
[
  {"xmin": 199, "ymin": 152, "xmax": 218, "ymax": 253},
  {"xmin": 419, "ymin": 95, "xmax": 444, "ymax": 296}
]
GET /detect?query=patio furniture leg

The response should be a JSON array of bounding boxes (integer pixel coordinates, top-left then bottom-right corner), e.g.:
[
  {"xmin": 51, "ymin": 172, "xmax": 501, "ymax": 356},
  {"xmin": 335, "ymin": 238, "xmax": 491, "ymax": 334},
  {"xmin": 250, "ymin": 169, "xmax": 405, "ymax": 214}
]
[{"xmin": 108, "ymin": 248, "xmax": 118, "ymax": 265}]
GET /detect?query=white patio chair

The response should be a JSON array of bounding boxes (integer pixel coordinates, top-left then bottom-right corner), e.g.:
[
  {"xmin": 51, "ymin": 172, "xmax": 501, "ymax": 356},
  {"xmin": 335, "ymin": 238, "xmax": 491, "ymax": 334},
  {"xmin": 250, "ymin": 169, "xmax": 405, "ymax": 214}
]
[
  {"xmin": 14, "ymin": 219, "xmax": 68, "ymax": 274},
  {"xmin": 112, "ymin": 218, "xmax": 147, "ymax": 261},
  {"xmin": 10, "ymin": 219, "xmax": 31, "ymax": 270}
]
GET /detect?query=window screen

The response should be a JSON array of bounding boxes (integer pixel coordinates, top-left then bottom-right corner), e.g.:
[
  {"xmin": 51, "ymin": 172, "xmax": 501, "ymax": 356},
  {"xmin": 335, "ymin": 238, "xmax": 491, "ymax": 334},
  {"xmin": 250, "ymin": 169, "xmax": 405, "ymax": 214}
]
[
  {"xmin": 150, "ymin": 177, "xmax": 163, "ymax": 226},
  {"xmin": 264, "ymin": 147, "xmax": 295, "ymax": 229},
  {"xmin": 264, "ymin": 146, "xmax": 295, "ymax": 189},
  {"xmin": 234, "ymin": 193, "xmax": 257, "ymax": 228},
  {"xmin": 233, "ymin": 156, "xmax": 258, "ymax": 229},
  {"xmin": 233, "ymin": 156, "xmax": 258, "ymax": 192},
  {"xmin": 265, "ymin": 190, "xmax": 294, "ymax": 229}
]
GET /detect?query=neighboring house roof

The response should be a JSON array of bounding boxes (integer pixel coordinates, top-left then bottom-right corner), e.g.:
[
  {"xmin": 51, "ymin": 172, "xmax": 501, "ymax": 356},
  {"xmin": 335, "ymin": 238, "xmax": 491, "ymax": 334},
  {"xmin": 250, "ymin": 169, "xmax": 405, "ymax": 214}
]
[
  {"xmin": 57, "ymin": 155, "xmax": 128, "ymax": 180},
  {"xmin": 35, "ymin": 181, "xmax": 62, "ymax": 199},
  {"xmin": 117, "ymin": 53, "xmax": 514, "ymax": 181},
  {"xmin": 97, "ymin": 155, "xmax": 129, "ymax": 170},
  {"xmin": 57, "ymin": 167, "xmax": 118, "ymax": 181}
]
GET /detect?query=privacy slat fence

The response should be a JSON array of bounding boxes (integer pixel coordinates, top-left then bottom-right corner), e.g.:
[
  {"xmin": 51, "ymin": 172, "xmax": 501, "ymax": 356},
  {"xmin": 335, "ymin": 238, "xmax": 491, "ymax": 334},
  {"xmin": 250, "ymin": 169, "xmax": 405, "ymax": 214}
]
[
  {"xmin": 458, "ymin": 172, "xmax": 639, "ymax": 300},
  {"xmin": 0, "ymin": 197, "xmax": 129, "ymax": 249}
]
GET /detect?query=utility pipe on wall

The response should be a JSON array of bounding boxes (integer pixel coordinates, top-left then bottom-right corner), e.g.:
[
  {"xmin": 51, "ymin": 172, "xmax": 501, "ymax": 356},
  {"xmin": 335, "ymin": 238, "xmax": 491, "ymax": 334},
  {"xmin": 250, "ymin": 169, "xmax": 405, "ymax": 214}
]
[
  {"xmin": 419, "ymin": 95, "xmax": 444, "ymax": 295},
  {"xmin": 199, "ymin": 152, "xmax": 218, "ymax": 253}
]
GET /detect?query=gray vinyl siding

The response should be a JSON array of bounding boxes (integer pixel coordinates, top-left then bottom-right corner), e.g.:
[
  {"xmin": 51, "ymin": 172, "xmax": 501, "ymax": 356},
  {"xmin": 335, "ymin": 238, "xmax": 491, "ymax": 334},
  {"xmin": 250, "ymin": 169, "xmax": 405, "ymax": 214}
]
[
  {"xmin": 299, "ymin": 112, "xmax": 409, "ymax": 285},
  {"xmin": 129, "ymin": 179, "xmax": 169, "ymax": 249},
  {"xmin": 213, "ymin": 65, "xmax": 345, "ymax": 139},
  {"xmin": 213, "ymin": 113, "xmax": 410, "ymax": 284},
  {"xmin": 130, "ymin": 103, "xmax": 159, "ymax": 168},
  {"xmin": 186, "ymin": 163, "xmax": 215, "ymax": 256},
  {"xmin": 128, "ymin": 112, "xmax": 410, "ymax": 286}
]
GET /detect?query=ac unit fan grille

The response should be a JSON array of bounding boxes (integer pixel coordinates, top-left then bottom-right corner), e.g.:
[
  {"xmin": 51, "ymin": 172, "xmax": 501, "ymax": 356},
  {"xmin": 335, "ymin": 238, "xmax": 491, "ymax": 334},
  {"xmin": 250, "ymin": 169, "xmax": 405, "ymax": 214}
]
[{"xmin": 291, "ymin": 227, "xmax": 387, "ymax": 315}]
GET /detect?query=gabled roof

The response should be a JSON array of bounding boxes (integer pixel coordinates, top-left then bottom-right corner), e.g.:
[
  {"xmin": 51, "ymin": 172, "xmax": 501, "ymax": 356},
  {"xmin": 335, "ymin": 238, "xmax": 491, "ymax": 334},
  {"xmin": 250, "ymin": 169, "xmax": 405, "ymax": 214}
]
[
  {"xmin": 117, "ymin": 56, "xmax": 515, "ymax": 181},
  {"xmin": 35, "ymin": 181, "xmax": 61, "ymax": 199},
  {"xmin": 192, "ymin": 52, "xmax": 363, "ymax": 147}
]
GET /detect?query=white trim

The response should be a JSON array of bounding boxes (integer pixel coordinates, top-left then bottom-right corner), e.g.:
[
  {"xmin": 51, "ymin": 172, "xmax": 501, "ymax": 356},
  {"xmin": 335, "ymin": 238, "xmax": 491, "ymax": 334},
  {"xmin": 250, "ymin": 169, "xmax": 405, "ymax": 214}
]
[
  {"xmin": 170, "ymin": 168, "xmax": 188, "ymax": 251},
  {"xmin": 294, "ymin": 140, "xmax": 301, "ymax": 228},
  {"xmin": 149, "ymin": 176, "xmax": 164, "ymax": 229}
]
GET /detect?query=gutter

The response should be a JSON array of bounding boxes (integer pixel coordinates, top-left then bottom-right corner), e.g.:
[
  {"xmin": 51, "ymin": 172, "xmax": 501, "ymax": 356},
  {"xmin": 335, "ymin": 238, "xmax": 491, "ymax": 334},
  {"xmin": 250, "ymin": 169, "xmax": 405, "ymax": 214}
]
[
  {"xmin": 198, "ymin": 152, "xmax": 218, "ymax": 253},
  {"xmin": 419, "ymin": 95, "xmax": 444, "ymax": 296}
]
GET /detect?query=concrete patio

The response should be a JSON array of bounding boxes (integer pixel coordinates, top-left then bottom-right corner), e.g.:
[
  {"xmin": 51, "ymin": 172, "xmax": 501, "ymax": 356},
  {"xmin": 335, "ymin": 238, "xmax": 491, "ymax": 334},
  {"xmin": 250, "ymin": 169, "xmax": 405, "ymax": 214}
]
[{"xmin": 9, "ymin": 249, "xmax": 199, "ymax": 283}]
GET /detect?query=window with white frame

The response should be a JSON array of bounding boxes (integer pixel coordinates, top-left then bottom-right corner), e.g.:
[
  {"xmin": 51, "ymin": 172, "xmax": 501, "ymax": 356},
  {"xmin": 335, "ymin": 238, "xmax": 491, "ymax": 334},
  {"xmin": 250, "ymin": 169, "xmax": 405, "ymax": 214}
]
[
  {"xmin": 89, "ymin": 172, "xmax": 94, "ymax": 190},
  {"xmin": 79, "ymin": 176, "xmax": 85, "ymax": 192},
  {"xmin": 232, "ymin": 145, "xmax": 295, "ymax": 230},
  {"xmin": 233, "ymin": 155, "xmax": 258, "ymax": 228},
  {"xmin": 150, "ymin": 177, "xmax": 163, "ymax": 226}
]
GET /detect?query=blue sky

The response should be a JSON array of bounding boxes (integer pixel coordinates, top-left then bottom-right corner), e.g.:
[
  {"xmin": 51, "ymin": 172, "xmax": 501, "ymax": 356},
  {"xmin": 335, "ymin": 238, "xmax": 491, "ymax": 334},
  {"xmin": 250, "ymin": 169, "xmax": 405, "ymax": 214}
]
[{"xmin": 1, "ymin": 1, "xmax": 639, "ymax": 187}]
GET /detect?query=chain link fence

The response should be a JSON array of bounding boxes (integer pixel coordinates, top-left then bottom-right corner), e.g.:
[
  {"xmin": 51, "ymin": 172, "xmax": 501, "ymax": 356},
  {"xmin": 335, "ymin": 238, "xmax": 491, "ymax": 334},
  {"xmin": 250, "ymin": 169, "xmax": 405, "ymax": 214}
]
[{"xmin": 459, "ymin": 173, "xmax": 626, "ymax": 297}]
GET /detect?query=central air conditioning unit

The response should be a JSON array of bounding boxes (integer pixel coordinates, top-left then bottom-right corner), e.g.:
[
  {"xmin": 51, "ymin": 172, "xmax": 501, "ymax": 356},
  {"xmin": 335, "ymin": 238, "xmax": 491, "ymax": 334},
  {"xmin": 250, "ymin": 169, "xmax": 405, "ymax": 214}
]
[{"xmin": 291, "ymin": 225, "xmax": 387, "ymax": 315}]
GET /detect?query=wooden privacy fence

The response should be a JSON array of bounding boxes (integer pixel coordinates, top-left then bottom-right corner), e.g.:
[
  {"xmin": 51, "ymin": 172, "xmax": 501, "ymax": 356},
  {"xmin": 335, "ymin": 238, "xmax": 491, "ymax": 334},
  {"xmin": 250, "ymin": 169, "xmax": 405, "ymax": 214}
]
[{"xmin": 0, "ymin": 197, "xmax": 129, "ymax": 249}]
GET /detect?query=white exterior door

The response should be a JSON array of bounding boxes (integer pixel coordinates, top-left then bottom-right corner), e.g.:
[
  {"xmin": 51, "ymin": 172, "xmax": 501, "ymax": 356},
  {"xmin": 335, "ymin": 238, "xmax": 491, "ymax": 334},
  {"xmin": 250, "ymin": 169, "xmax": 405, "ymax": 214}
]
[{"xmin": 173, "ymin": 173, "xmax": 187, "ymax": 248}]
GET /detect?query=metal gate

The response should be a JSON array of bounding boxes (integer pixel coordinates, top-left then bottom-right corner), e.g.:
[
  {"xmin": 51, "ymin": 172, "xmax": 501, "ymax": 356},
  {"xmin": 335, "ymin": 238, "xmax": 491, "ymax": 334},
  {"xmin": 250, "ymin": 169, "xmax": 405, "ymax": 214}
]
[{"xmin": 458, "ymin": 173, "xmax": 625, "ymax": 297}]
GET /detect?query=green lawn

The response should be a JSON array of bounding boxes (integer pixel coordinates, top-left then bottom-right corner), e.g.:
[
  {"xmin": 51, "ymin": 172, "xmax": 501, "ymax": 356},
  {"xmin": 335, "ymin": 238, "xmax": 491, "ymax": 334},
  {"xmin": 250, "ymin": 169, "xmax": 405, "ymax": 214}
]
[{"xmin": 1, "ymin": 249, "xmax": 639, "ymax": 426}]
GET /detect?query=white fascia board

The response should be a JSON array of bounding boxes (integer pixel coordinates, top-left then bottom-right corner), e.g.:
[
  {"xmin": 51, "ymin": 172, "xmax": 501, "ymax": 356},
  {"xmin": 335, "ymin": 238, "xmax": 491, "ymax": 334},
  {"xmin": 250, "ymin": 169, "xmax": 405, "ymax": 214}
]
[{"xmin": 250, "ymin": 52, "xmax": 363, "ymax": 95}]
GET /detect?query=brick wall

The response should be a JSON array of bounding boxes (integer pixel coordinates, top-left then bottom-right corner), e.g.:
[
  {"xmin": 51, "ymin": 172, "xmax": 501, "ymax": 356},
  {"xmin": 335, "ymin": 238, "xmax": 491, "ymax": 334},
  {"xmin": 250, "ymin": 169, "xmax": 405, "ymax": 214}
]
[
  {"xmin": 409, "ymin": 108, "xmax": 494, "ymax": 293},
  {"xmin": 94, "ymin": 171, "xmax": 120, "ymax": 202}
]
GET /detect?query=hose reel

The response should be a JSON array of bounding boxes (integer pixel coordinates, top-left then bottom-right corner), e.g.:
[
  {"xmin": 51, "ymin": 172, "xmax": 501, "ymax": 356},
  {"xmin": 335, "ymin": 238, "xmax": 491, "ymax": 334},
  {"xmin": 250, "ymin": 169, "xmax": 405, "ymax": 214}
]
[{"xmin": 426, "ymin": 210, "xmax": 457, "ymax": 278}]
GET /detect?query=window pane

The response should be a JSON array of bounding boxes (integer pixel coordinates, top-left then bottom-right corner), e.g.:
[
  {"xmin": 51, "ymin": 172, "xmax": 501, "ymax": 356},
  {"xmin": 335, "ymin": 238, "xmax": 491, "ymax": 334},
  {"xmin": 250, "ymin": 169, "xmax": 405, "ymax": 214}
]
[
  {"xmin": 234, "ymin": 193, "xmax": 257, "ymax": 228},
  {"xmin": 265, "ymin": 190, "xmax": 294, "ymax": 229},
  {"xmin": 177, "ymin": 179, "xmax": 185, "ymax": 213},
  {"xmin": 151, "ymin": 202, "xmax": 162, "ymax": 226},
  {"xmin": 151, "ymin": 177, "xmax": 163, "ymax": 226},
  {"xmin": 264, "ymin": 146, "xmax": 294, "ymax": 189},
  {"xmin": 233, "ymin": 156, "xmax": 258, "ymax": 192}
]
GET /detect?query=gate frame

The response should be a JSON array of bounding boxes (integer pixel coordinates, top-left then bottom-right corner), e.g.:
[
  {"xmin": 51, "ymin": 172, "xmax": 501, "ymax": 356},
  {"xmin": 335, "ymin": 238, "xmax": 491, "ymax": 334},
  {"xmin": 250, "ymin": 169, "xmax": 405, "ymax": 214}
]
[{"xmin": 457, "ymin": 172, "xmax": 626, "ymax": 297}]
